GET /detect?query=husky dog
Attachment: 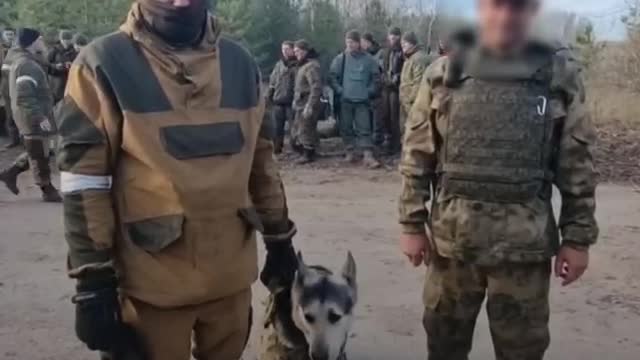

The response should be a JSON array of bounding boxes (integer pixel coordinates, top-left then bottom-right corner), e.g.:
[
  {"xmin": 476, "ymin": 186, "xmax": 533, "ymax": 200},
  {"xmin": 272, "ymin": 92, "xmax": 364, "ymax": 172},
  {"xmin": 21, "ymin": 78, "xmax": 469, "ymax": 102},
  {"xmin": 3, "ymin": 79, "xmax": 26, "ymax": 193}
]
[{"xmin": 290, "ymin": 252, "xmax": 358, "ymax": 360}]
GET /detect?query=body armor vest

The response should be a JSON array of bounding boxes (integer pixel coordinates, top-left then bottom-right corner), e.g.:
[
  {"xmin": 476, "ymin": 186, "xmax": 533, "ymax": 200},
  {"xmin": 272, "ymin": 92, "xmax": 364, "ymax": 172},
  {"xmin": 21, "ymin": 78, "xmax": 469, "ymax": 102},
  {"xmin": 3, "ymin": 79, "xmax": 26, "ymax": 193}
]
[{"xmin": 440, "ymin": 48, "xmax": 555, "ymax": 203}]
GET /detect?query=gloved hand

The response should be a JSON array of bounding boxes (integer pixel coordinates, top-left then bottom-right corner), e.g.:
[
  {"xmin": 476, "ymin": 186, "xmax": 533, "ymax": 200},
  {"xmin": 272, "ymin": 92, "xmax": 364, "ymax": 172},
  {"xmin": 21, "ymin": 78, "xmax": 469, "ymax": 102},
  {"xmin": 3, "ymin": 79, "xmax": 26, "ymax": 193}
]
[
  {"xmin": 72, "ymin": 270, "xmax": 121, "ymax": 352},
  {"xmin": 260, "ymin": 241, "xmax": 298, "ymax": 291}
]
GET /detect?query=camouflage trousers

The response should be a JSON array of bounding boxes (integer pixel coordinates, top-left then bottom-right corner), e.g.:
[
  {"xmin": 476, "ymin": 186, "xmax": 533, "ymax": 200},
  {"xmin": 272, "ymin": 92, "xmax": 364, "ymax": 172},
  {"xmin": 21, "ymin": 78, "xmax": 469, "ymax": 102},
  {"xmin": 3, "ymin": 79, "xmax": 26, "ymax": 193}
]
[
  {"xmin": 423, "ymin": 256, "xmax": 551, "ymax": 360},
  {"xmin": 12, "ymin": 137, "xmax": 52, "ymax": 186},
  {"xmin": 291, "ymin": 109, "xmax": 319, "ymax": 151},
  {"xmin": 259, "ymin": 293, "xmax": 309, "ymax": 360}
]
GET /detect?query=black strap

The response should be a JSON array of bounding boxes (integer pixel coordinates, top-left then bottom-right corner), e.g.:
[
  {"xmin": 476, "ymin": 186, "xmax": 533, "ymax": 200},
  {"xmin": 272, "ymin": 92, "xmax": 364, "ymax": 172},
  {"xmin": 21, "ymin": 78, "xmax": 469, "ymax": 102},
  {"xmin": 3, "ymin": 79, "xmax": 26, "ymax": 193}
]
[{"xmin": 340, "ymin": 52, "xmax": 346, "ymax": 87}]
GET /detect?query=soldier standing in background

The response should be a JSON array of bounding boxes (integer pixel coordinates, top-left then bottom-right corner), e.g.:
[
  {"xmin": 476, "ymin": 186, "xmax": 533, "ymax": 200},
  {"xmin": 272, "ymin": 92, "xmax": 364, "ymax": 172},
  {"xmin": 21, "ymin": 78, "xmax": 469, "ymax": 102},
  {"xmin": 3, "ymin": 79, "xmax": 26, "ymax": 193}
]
[
  {"xmin": 399, "ymin": 31, "xmax": 434, "ymax": 131},
  {"xmin": 329, "ymin": 30, "xmax": 381, "ymax": 168},
  {"xmin": 72, "ymin": 33, "xmax": 89, "ymax": 53},
  {"xmin": 48, "ymin": 30, "xmax": 79, "ymax": 104},
  {"xmin": 378, "ymin": 27, "xmax": 404, "ymax": 155},
  {"xmin": 268, "ymin": 40, "xmax": 298, "ymax": 154},
  {"xmin": 0, "ymin": 28, "xmax": 61, "ymax": 202},
  {"xmin": 399, "ymin": 0, "xmax": 598, "ymax": 359},
  {"xmin": 1, "ymin": 27, "xmax": 21, "ymax": 148},
  {"xmin": 291, "ymin": 39, "xmax": 322, "ymax": 164},
  {"xmin": 361, "ymin": 32, "xmax": 384, "ymax": 155}
]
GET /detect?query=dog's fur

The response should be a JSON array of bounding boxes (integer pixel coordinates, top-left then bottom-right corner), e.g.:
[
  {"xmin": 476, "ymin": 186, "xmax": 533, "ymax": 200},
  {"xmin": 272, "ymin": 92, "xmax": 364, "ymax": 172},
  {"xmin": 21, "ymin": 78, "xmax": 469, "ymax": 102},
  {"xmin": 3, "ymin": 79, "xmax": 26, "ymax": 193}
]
[{"xmin": 288, "ymin": 252, "xmax": 358, "ymax": 360}]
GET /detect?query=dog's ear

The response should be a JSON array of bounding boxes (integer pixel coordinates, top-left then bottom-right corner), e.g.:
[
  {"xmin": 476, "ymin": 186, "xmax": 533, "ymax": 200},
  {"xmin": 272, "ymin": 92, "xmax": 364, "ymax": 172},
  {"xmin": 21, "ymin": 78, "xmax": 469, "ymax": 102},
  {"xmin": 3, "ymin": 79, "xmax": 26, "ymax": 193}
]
[{"xmin": 342, "ymin": 251, "xmax": 357, "ymax": 287}]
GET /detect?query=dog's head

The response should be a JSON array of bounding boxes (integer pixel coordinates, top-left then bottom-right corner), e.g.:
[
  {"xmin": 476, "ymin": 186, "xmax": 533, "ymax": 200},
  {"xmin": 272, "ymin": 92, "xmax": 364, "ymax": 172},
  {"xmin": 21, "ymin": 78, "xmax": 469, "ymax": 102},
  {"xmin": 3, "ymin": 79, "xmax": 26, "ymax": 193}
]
[{"xmin": 292, "ymin": 252, "xmax": 357, "ymax": 360}]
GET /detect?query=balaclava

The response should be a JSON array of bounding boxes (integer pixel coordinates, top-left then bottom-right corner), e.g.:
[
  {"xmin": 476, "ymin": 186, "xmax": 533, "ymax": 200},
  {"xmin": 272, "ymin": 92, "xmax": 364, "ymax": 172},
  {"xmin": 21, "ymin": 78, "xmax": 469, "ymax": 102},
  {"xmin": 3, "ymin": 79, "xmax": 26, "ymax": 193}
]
[{"xmin": 138, "ymin": 0, "xmax": 208, "ymax": 46}]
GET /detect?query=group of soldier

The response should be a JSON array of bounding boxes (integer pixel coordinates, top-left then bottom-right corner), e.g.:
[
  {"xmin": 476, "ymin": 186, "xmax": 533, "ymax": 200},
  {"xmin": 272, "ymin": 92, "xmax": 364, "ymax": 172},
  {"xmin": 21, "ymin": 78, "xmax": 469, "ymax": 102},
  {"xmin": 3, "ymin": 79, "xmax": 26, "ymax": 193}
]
[
  {"xmin": 0, "ymin": 0, "xmax": 600, "ymax": 360},
  {"xmin": 0, "ymin": 27, "xmax": 88, "ymax": 202},
  {"xmin": 268, "ymin": 27, "xmax": 441, "ymax": 168}
]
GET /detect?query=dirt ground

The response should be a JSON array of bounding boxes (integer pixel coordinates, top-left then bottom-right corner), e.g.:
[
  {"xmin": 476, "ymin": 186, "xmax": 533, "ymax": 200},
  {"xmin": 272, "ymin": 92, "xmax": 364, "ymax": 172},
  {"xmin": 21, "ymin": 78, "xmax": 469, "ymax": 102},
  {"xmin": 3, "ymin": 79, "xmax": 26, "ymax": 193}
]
[{"xmin": 1, "ymin": 143, "xmax": 639, "ymax": 360}]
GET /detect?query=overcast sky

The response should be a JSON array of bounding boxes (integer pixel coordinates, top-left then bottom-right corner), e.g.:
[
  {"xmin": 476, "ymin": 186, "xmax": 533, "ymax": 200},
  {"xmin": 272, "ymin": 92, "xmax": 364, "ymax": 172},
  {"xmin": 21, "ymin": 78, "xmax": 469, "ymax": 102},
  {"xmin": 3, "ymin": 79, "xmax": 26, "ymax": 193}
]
[{"xmin": 439, "ymin": 0, "xmax": 628, "ymax": 40}]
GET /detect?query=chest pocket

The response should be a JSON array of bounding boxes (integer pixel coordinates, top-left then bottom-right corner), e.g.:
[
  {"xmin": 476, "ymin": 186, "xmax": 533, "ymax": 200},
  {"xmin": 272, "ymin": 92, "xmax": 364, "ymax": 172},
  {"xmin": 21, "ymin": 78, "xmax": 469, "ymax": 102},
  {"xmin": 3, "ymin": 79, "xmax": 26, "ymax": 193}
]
[
  {"xmin": 348, "ymin": 65, "xmax": 366, "ymax": 82},
  {"xmin": 160, "ymin": 122, "xmax": 245, "ymax": 160}
]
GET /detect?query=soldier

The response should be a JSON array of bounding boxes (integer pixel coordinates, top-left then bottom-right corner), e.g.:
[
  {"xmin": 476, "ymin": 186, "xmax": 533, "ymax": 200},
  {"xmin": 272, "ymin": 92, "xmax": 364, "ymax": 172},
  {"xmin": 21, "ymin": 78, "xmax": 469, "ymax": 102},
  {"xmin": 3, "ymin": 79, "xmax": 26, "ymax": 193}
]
[
  {"xmin": 329, "ymin": 30, "xmax": 381, "ymax": 168},
  {"xmin": 1, "ymin": 27, "xmax": 20, "ymax": 148},
  {"xmin": 72, "ymin": 33, "xmax": 89, "ymax": 53},
  {"xmin": 268, "ymin": 40, "xmax": 298, "ymax": 154},
  {"xmin": 361, "ymin": 32, "xmax": 385, "ymax": 155},
  {"xmin": 378, "ymin": 27, "xmax": 404, "ymax": 155},
  {"xmin": 48, "ymin": 30, "xmax": 79, "ymax": 104},
  {"xmin": 56, "ymin": 1, "xmax": 298, "ymax": 359},
  {"xmin": 0, "ymin": 28, "xmax": 61, "ymax": 202},
  {"xmin": 399, "ymin": 31, "xmax": 435, "ymax": 130},
  {"xmin": 399, "ymin": 1, "xmax": 598, "ymax": 359},
  {"xmin": 291, "ymin": 39, "xmax": 322, "ymax": 164}
]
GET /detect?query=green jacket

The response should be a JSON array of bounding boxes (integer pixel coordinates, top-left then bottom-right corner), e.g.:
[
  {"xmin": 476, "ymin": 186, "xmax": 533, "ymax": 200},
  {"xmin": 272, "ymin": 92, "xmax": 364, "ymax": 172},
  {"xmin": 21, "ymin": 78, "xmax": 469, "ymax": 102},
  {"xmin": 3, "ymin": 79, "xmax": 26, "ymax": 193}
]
[
  {"xmin": 9, "ymin": 48, "xmax": 55, "ymax": 137},
  {"xmin": 329, "ymin": 50, "xmax": 380, "ymax": 103},
  {"xmin": 268, "ymin": 57, "xmax": 297, "ymax": 105},
  {"xmin": 399, "ymin": 47, "xmax": 434, "ymax": 114}
]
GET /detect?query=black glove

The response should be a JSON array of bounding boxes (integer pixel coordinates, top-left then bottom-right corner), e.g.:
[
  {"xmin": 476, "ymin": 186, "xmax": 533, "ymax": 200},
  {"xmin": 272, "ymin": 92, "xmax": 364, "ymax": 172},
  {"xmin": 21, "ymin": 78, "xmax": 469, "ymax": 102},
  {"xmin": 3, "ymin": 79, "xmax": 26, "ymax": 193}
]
[
  {"xmin": 72, "ymin": 271, "xmax": 121, "ymax": 352},
  {"xmin": 260, "ymin": 241, "xmax": 298, "ymax": 291}
]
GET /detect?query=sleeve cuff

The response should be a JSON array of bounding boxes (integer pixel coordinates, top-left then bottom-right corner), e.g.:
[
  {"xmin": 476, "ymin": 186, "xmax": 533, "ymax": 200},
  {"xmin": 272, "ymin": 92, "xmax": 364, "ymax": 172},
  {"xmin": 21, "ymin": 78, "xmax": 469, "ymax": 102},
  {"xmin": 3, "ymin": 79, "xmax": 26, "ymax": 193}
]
[
  {"xmin": 401, "ymin": 222, "xmax": 427, "ymax": 234},
  {"xmin": 263, "ymin": 220, "xmax": 297, "ymax": 243}
]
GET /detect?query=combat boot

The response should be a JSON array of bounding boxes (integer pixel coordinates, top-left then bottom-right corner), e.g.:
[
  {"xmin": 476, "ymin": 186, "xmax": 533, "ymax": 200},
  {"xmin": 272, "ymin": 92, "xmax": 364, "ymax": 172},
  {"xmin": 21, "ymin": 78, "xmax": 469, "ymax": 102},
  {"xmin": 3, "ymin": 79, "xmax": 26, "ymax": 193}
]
[
  {"xmin": 41, "ymin": 184, "xmax": 62, "ymax": 203},
  {"xmin": 4, "ymin": 137, "xmax": 21, "ymax": 149},
  {"xmin": 274, "ymin": 138, "xmax": 284, "ymax": 155},
  {"xmin": 290, "ymin": 141, "xmax": 304, "ymax": 155},
  {"xmin": 296, "ymin": 148, "xmax": 316, "ymax": 165},
  {"xmin": 0, "ymin": 165, "xmax": 21, "ymax": 195},
  {"xmin": 344, "ymin": 149, "xmax": 357, "ymax": 164},
  {"xmin": 363, "ymin": 150, "xmax": 381, "ymax": 169}
]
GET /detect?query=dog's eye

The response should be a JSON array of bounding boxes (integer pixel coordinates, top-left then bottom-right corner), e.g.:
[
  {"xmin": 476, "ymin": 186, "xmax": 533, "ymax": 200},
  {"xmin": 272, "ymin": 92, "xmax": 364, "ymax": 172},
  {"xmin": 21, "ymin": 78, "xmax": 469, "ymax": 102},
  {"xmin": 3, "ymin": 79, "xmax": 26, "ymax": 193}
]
[
  {"xmin": 304, "ymin": 313, "xmax": 316, "ymax": 324},
  {"xmin": 328, "ymin": 311, "xmax": 342, "ymax": 324}
]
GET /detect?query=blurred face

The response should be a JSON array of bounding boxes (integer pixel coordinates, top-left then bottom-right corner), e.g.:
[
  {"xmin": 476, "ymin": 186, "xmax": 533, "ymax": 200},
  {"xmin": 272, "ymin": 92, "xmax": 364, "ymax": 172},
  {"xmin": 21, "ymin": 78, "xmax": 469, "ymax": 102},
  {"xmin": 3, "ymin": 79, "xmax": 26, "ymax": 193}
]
[
  {"xmin": 361, "ymin": 39, "xmax": 372, "ymax": 51},
  {"xmin": 345, "ymin": 38, "xmax": 360, "ymax": 53},
  {"xmin": 294, "ymin": 47, "xmax": 308, "ymax": 61},
  {"xmin": 28, "ymin": 37, "xmax": 47, "ymax": 59},
  {"xmin": 3, "ymin": 30, "xmax": 15, "ymax": 44},
  {"xmin": 401, "ymin": 40, "xmax": 415, "ymax": 55},
  {"xmin": 61, "ymin": 38, "xmax": 73, "ymax": 49},
  {"xmin": 388, "ymin": 34, "xmax": 400, "ymax": 47},
  {"xmin": 282, "ymin": 44, "xmax": 294, "ymax": 59},
  {"xmin": 477, "ymin": 0, "xmax": 539, "ymax": 52}
]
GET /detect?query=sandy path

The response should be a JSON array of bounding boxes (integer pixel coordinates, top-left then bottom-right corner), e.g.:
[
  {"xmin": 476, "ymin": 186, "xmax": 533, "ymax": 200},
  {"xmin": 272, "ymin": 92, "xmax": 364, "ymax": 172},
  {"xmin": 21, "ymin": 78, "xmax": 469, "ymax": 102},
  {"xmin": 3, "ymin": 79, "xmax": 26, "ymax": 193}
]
[{"xmin": 0, "ymin": 162, "xmax": 639, "ymax": 360}]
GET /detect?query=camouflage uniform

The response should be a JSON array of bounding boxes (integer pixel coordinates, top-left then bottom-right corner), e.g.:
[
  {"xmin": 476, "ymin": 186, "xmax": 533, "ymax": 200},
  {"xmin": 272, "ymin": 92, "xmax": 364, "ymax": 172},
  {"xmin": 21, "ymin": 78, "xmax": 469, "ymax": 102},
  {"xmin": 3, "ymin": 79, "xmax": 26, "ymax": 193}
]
[
  {"xmin": 1, "ymin": 46, "xmax": 20, "ymax": 144},
  {"xmin": 47, "ymin": 41, "xmax": 79, "ymax": 103},
  {"xmin": 6, "ymin": 48, "xmax": 56, "ymax": 188},
  {"xmin": 58, "ymin": 4, "xmax": 295, "ymax": 359},
  {"xmin": 268, "ymin": 57, "xmax": 297, "ymax": 153},
  {"xmin": 399, "ymin": 47, "xmax": 434, "ymax": 131},
  {"xmin": 399, "ymin": 39, "xmax": 599, "ymax": 360},
  {"xmin": 377, "ymin": 45, "xmax": 404, "ymax": 152},
  {"xmin": 291, "ymin": 53, "xmax": 322, "ymax": 152}
]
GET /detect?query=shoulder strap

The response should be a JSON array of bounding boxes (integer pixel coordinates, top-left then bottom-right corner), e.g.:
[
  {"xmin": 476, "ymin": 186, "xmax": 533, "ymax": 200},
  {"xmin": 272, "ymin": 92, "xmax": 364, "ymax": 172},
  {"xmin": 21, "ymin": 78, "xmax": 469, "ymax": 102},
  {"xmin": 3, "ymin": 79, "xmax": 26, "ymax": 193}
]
[{"xmin": 340, "ymin": 52, "xmax": 346, "ymax": 87}]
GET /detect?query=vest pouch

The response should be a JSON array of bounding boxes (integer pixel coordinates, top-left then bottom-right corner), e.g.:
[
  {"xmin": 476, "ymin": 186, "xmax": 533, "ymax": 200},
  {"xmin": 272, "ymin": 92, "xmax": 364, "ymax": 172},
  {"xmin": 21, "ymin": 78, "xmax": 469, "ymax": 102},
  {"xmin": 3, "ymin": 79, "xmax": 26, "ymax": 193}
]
[
  {"xmin": 440, "ymin": 172, "xmax": 544, "ymax": 204},
  {"xmin": 126, "ymin": 215, "xmax": 184, "ymax": 253}
]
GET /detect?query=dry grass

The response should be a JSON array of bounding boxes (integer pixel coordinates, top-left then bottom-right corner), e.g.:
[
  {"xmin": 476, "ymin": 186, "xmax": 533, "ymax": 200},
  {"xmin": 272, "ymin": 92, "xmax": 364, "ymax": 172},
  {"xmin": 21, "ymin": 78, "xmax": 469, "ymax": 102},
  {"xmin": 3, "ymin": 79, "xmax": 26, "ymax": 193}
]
[{"xmin": 585, "ymin": 44, "xmax": 640, "ymax": 185}]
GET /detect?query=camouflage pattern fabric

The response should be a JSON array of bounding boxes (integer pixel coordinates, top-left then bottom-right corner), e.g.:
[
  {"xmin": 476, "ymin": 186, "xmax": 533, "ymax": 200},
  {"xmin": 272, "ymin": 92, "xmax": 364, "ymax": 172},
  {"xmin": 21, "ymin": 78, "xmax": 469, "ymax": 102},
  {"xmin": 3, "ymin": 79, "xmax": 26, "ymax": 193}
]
[
  {"xmin": 259, "ymin": 293, "xmax": 309, "ymax": 360},
  {"xmin": 423, "ymin": 256, "xmax": 551, "ymax": 360},
  {"xmin": 399, "ymin": 42, "xmax": 599, "ymax": 265},
  {"xmin": 399, "ymin": 47, "xmax": 434, "ymax": 115},
  {"xmin": 291, "ymin": 58, "xmax": 322, "ymax": 151}
]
